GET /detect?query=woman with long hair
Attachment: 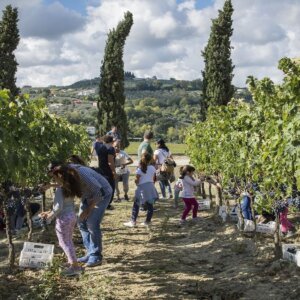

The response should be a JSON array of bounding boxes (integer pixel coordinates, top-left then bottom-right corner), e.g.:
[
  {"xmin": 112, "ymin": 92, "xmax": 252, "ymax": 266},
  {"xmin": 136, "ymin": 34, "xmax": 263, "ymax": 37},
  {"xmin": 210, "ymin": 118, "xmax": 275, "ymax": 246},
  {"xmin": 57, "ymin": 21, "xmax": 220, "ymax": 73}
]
[{"xmin": 153, "ymin": 139, "xmax": 174, "ymax": 199}]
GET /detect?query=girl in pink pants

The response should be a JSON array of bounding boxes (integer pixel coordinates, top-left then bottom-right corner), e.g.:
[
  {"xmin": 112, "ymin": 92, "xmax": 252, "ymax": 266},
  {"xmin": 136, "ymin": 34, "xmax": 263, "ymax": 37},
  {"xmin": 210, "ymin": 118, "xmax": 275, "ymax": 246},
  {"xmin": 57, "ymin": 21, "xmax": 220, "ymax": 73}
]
[
  {"xmin": 179, "ymin": 165, "xmax": 202, "ymax": 224},
  {"xmin": 40, "ymin": 165, "xmax": 83, "ymax": 276}
]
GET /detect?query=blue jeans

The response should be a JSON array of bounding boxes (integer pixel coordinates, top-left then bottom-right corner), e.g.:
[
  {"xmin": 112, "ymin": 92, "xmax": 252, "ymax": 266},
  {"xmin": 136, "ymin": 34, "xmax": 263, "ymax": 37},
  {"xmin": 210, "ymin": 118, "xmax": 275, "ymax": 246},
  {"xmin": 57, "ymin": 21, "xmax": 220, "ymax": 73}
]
[
  {"xmin": 78, "ymin": 190, "xmax": 111, "ymax": 260},
  {"xmin": 131, "ymin": 200, "xmax": 153, "ymax": 223},
  {"xmin": 159, "ymin": 180, "xmax": 172, "ymax": 198},
  {"xmin": 241, "ymin": 195, "xmax": 252, "ymax": 220}
]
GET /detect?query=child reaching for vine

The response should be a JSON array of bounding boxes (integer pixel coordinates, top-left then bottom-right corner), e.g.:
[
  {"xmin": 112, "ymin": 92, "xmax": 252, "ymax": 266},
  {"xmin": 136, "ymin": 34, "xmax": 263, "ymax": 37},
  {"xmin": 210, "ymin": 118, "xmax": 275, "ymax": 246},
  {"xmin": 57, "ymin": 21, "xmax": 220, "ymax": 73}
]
[
  {"xmin": 124, "ymin": 153, "xmax": 158, "ymax": 227},
  {"xmin": 179, "ymin": 165, "xmax": 202, "ymax": 224},
  {"xmin": 39, "ymin": 165, "xmax": 83, "ymax": 276}
]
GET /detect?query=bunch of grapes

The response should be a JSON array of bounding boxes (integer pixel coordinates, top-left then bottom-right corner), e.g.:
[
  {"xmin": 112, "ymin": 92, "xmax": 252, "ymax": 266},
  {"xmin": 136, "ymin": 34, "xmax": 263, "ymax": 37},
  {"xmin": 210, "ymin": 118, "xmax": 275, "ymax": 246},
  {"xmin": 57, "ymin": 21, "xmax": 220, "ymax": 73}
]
[
  {"xmin": 273, "ymin": 200, "xmax": 288, "ymax": 214},
  {"xmin": 291, "ymin": 197, "xmax": 300, "ymax": 210}
]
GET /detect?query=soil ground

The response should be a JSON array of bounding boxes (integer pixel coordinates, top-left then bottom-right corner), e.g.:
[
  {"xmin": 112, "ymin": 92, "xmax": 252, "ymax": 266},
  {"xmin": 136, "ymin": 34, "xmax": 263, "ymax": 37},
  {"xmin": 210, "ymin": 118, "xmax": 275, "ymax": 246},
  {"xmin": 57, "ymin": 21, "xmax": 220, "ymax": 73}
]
[{"xmin": 1, "ymin": 158, "xmax": 300, "ymax": 300}]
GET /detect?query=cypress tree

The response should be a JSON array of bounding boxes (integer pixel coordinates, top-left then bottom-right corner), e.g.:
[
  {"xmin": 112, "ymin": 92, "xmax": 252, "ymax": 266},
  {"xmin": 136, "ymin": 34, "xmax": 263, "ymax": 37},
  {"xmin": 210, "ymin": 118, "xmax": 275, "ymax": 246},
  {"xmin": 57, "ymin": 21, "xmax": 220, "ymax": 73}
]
[
  {"xmin": 0, "ymin": 5, "xmax": 20, "ymax": 97},
  {"xmin": 201, "ymin": 0, "xmax": 234, "ymax": 118},
  {"xmin": 98, "ymin": 11, "xmax": 133, "ymax": 148}
]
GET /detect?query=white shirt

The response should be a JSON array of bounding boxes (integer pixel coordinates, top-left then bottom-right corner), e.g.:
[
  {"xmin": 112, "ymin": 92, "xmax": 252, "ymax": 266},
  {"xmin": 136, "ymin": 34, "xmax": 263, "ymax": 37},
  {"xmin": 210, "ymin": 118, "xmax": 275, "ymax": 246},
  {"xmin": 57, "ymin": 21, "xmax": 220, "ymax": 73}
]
[
  {"xmin": 182, "ymin": 175, "xmax": 201, "ymax": 198},
  {"xmin": 136, "ymin": 165, "xmax": 156, "ymax": 185},
  {"xmin": 115, "ymin": 150, "xmax": 130, "ymax": 174},
  {"xmin": 154, "ymin": 149, "xmax": 171, "ymax": 165}
]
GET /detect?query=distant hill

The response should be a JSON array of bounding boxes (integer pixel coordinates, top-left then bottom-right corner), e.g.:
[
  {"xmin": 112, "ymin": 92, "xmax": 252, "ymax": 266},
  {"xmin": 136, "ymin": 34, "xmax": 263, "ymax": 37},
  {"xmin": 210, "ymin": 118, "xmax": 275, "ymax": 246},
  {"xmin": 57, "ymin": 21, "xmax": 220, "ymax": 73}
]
[
  {"xmin": 22, "ymin": 76, "xmax": 251, "ymax": 143},
  {"xmin": 68, "ymin": 77, "xmax": 203, "ymax": 92},
  {"xmin": 68, "ymin": 77, "xmax": 100, "ymax": 89}
]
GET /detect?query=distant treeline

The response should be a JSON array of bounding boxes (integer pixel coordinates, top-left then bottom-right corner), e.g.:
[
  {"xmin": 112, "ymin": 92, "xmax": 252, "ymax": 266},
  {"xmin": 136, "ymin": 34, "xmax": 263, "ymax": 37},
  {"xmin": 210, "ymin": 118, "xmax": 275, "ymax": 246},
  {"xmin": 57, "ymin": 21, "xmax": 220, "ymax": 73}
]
[{"xmin": 68, "ymin": 74, "xmax": 202, "ymax": 92}]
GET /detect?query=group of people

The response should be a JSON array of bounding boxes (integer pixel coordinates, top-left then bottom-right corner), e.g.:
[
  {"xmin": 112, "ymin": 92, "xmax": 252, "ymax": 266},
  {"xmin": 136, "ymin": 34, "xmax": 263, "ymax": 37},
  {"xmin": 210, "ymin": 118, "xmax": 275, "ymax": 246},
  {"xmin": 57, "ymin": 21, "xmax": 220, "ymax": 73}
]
[
  {"xmin": 0, "ymin": 126, "xmax": 206, "ymax": 276},
  {"xmin": 38, "ymin": 127, "xmax": 204, "ymax": 276},
  {"xmin": 1, "ymin": 125, "xmax": 297, "ymax": 280}
]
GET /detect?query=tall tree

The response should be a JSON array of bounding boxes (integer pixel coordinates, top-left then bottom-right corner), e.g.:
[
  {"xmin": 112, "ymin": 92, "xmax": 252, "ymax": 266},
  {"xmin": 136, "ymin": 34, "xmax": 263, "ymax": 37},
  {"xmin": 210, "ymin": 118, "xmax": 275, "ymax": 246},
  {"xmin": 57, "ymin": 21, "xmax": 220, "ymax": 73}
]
[
  {"xmin": 98, "ymin": 11, "xmax": 133, "ymax": 148},
  {"xmin": 0, "ymin": 5, "xmax": 20, "ymax": 97},
  {"xmin": 201, "ymin": 0, "xmax": 234, "ymax": 119}
]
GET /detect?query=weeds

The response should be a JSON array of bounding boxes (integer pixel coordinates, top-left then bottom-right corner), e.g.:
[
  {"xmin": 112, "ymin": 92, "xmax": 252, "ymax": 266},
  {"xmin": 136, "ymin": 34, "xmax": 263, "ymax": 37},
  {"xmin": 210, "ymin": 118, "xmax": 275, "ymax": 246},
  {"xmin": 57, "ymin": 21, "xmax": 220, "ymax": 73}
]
[{"xmin": 22, "ymin": 258, "xmax": 66, "ymax": 300}]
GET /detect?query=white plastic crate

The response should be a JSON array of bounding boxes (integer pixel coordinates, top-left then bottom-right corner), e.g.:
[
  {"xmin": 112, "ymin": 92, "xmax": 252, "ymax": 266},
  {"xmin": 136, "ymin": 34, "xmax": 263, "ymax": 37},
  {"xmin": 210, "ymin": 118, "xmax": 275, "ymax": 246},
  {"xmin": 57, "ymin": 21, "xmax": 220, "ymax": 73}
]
[
  {"xmin": 282, "ymin": 244, "xmax": 300, "ymax": 267},
  {"xmin": 32, "ymin": 215, "xmax": 51, "ymax": 227},
  {"xmin": 218, "ymin": 205, "xmax": 227, "ymax": 221},
  {"xmin": 256, "ymin": 221, "xmax": 276, "ymax": 234},
  {"xmin": 19, "ymin": 242, "xmax": 54, "ymax": 268},
  {"xmin": 198, "ymin": 199, "xmax": 211, "ymax": 210},
  {"xmin": 243, "ymin": 219, "xmax": 255, "ymax": 232},
  {"xmin": 230, "ymin": 206, "xmax": 239, "ymax": 221},
  {"xmin": 239, "ymin": 219, "xmax": 276, "ymax": 234}
]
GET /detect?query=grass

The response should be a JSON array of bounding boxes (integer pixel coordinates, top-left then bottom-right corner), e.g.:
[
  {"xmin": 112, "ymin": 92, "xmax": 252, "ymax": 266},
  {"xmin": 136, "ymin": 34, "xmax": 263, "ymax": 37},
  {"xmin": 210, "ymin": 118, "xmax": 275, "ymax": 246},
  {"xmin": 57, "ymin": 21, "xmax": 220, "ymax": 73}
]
[{"xmin": 125, "ymin": 142, "xmax": 187, "ymax": 155}]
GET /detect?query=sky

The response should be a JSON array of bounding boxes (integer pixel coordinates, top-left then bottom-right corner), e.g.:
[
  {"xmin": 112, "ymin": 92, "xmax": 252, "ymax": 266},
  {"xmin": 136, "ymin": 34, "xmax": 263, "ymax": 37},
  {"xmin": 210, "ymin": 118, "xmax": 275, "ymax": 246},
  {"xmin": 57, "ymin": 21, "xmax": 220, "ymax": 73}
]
[{"xmin": 0, "ymin": 0, "xmax": 299, "ymax": 87}]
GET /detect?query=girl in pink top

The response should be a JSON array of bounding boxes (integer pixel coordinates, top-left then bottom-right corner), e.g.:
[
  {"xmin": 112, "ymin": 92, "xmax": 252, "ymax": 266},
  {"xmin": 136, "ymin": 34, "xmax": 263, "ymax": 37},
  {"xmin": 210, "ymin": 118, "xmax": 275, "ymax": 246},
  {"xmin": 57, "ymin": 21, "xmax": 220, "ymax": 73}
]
[{"xmin": 179, "ymin": 165, "xmax": 202, "ymax": 224}]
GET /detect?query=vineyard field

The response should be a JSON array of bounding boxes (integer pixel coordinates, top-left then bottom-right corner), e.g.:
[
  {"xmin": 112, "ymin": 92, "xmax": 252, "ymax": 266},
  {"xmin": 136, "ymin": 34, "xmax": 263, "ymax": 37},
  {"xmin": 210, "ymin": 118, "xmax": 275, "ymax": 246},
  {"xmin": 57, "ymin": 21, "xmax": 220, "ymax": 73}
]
[{"xmin": 1, "ymin": 181, "xmax": 300, "ymax": 299}]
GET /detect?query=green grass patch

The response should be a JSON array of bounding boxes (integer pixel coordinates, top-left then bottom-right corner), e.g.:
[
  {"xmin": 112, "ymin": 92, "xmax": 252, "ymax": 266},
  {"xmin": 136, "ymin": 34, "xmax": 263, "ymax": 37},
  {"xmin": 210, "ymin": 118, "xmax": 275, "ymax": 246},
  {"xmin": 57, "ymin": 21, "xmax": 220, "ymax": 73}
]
[{"xmin": 125, "ymin": 142, "xmax": 187, "ymax": 155}]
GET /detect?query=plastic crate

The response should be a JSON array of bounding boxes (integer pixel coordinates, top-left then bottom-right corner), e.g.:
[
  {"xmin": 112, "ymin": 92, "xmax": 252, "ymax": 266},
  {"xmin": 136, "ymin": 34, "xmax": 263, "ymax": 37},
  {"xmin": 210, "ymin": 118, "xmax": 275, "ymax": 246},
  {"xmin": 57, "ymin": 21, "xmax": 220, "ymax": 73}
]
[
  {"xmin": 230, "ymin": 206, "xmax": 239, "ymax": 221},
  {"xmin": 218, "ymin": 205, "xmax": 227, "ymax": 221},
  {"xmin": 19, "ymin": 242, "xmax": 54, "ymax": 268},
  {"xmin": 243, "ymin": 219, "xmax": 255, "ymax": 232},
  {"xmin": 239, "ymin": 219, "xmax": 276, "ymax": 234},
  {"xmin": 198, "ymin": 199, "xmax": 211, "ymax": 211},
  {"xmin": 256, "ymin": 221, "xmax": 276, "ymax": 234},
  {"xmin": 282, "ymin": 244, "xmax": 300, "ymax": 267}
]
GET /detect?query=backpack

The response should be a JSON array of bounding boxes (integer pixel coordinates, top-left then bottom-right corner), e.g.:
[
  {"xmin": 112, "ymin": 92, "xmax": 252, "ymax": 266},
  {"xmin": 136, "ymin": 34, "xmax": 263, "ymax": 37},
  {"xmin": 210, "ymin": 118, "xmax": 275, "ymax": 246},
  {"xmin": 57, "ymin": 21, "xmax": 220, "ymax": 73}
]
[{"xmin": 161, "ymin": 157, "xmax": 176, "ymax": 173}]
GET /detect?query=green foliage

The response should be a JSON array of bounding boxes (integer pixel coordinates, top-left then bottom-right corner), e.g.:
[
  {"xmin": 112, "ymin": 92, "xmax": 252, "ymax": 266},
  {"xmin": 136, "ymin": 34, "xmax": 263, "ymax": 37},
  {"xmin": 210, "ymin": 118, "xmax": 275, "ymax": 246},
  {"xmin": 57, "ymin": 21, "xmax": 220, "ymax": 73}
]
[
  {"xmin": 98, "ymin": 11, "xmax": 133, "ymax": 148},
  {"xmin": 202, "ymin": 0, "xmax": 234, "ymax": 118},
  {"xmin": 187, "ymin": 58, "xmax": 300, "ymax": 211},
  {"xmin": 0, "ymin": 90, "xmax": 91, "ymax": 187},
  {"xmin": 0, "ymin": 5, "xmax": 20, "ymax": 97}
]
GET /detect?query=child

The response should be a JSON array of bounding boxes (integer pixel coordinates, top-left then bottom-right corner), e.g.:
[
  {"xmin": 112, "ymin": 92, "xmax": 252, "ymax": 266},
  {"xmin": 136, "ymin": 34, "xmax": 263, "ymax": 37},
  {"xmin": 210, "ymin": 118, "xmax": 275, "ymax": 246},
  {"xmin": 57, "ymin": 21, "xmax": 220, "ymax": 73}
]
[
  {"xmin": 124, "ymin": 153, "xmax": 158, "ymax": 227},
  {"xmin": 39, "ymin": 165, "xmax": 83, "ymax": 276},
  {"xmin": 280, "ymin": 207, "xmax": 296, "ymax": 237},
  {"xmin": 179, "ymin": 165, "xmax": 202, "ymax": 224}
]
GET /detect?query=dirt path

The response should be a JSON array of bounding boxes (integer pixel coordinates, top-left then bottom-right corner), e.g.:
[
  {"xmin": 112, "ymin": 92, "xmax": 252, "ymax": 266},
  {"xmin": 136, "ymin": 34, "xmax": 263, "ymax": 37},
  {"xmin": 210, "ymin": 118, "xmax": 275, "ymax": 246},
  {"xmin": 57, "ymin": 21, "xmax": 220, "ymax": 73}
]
[{"xmin": 1, "ymin": 167, "xmax": 300, "ymax": 299}]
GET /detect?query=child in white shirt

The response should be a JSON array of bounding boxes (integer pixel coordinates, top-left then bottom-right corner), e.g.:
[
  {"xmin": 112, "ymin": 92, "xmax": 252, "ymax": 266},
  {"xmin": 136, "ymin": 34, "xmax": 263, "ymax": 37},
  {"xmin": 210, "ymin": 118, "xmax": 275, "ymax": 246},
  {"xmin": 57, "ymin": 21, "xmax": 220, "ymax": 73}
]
[
  {"xmin": 179, "ymin": 165, "xmax": 202, "ymax": 224},
  {"xmin": 124, "ymin": 153, "xmax": 158, "ymax": 227}
]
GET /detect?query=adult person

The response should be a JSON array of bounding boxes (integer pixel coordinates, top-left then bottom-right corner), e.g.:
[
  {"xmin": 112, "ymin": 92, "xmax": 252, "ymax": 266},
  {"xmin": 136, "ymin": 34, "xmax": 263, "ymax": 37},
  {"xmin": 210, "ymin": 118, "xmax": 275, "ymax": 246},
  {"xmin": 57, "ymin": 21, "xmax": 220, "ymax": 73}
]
[
  {"xmin": 114, "ymin": 141, "xmax": 133, "ymax": 201},
  {"xmin": 44, "ymin": 161, "xmax": 112, "ymax": 267},
  {"xmin": 153, "ymin": 139, "xmax": 174, "ymax": 199},
  {"xmin": 107, "ymin": 126, "xmax": 121, "ymax": 142},
  {"xmin": 95, "ymin": 135, "xmax": 116, "ymax": 209},
  {"xmin": 137, "ymin": 130, "xmax": 154, "ymax": 161},
  {"xmin": 91, "ymin": 136, "xmax": 103, "ymax": 159}
]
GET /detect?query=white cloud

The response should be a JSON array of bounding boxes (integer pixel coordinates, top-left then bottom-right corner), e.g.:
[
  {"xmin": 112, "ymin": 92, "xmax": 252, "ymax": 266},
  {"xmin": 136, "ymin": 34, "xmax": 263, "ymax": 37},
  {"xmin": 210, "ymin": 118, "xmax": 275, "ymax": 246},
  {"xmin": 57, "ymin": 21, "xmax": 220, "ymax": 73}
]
[
  {"xmin": 0, "ymin": 0, "xmax": 299, "ymax": 87},
  {"xmin": 149, "ymin": 12, "xmax": 177, "ymax": 39},
  {"xmin": 178, "ymin": 0, "xmax": 196, "ymax": 12}
]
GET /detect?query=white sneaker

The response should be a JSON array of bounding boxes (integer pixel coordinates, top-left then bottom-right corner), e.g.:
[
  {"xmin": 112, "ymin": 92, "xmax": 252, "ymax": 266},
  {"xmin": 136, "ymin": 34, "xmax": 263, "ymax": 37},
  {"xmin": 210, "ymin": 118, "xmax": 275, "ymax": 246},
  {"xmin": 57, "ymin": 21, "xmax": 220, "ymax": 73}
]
[
  {"xmin": 179, "ymin": 219, "xmax": 187, "ymax": 225},
  {"xmin": 141, "ymin": 221, "xmax": 151, "ymax": 227},
  {"xmin": 123, "ymin": 221, "xmax": 136, "ymax": 227}
]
